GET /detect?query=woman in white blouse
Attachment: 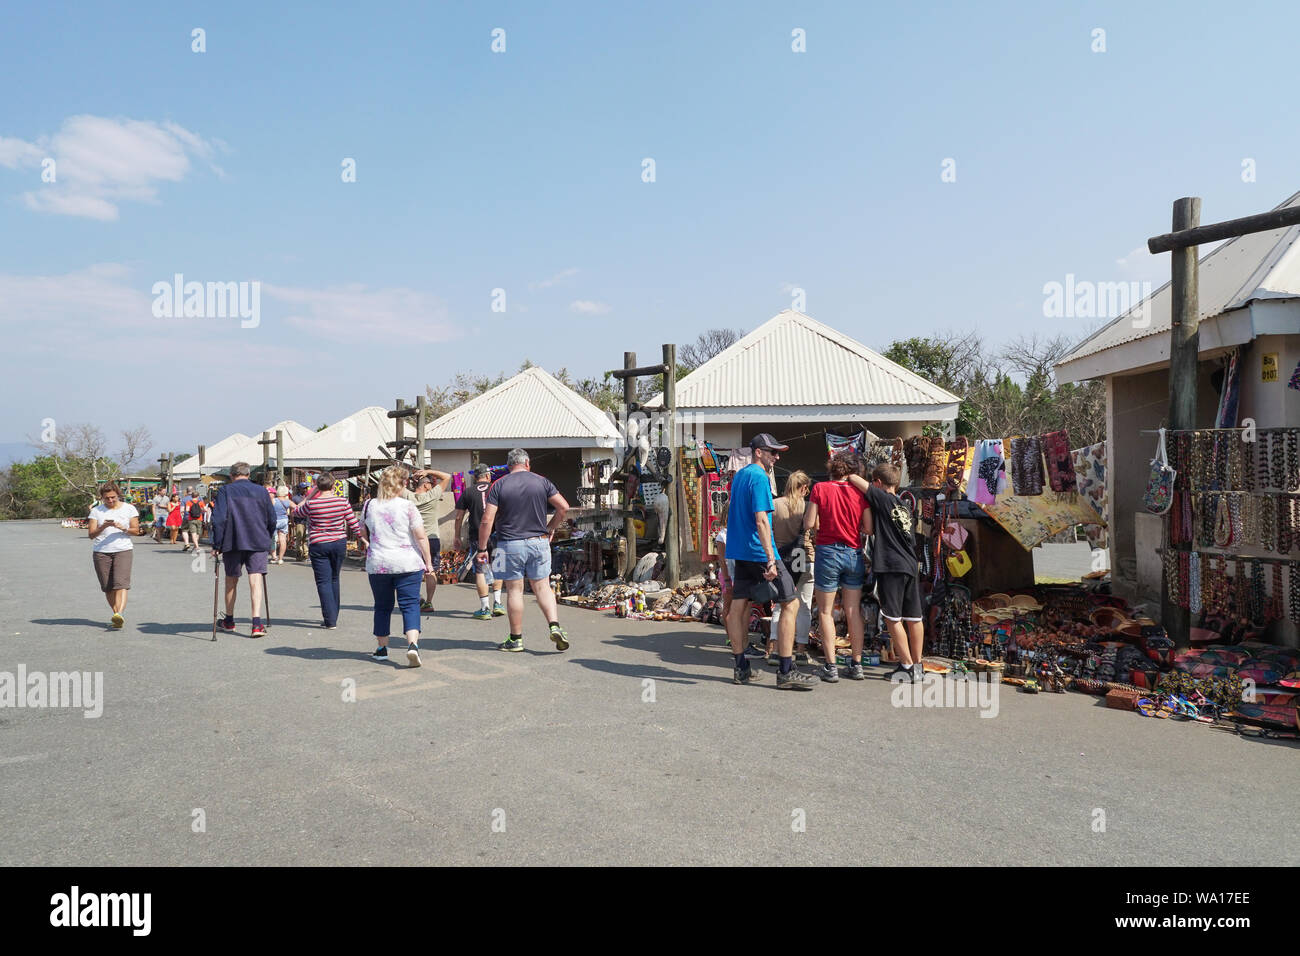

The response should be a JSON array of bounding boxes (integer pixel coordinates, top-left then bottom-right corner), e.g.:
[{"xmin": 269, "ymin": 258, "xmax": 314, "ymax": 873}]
[{"xmin": 359, "ymin": 465, "xmax": 434, "ymax": 667}]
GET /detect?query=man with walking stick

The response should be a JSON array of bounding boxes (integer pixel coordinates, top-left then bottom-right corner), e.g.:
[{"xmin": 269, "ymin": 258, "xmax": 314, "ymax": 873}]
[{"xmin": 210, "ymin": 462, "xmax": 277, "ymax": 637}]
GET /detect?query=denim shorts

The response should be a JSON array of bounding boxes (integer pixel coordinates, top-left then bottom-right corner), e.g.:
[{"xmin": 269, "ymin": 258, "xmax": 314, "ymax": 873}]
[
  {"xmin": 495, "ymin": 537, "xmax": 551, "ymax": 581},
  {"xmin": 274, "ymin": 517, "xmax": 289, "ymax": 534},
  {"xmin": 814, "ymin": 543, "xmax": 865, "ymax": 592}
]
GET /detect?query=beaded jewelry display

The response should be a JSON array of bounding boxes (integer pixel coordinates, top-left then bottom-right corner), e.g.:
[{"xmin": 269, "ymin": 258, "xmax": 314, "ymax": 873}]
[
  {"xmin": 1227, "ymin": 435, "xmax": 1243, "ymax": 491},
  {"xmin": 1270, "ymin": 432, "xmax": 1286, "ymax": 491},
  {"xmin": 1240, "ymin": 493, "xmax": 1258, "ymax": 546},
  {"xmin": 1281, "ymin": 498, "xmax": 1294, "ymax": 556},
  {"xmin": 1165, "ymin": 545, "xmax": 1181, "ymax": 606},
  {"xmin": 1242, "ymin": 431, "xmax": 1255, "ymax": 492},
  {"xmin": 1249, "ymin": 559, "xmax": 1265, "ymax": 625},
  {"xmin": 1258, "ymin": 432, "xmax": 1272, "ymax": 490},
  {"xmin": 1212, "ymin": 432, "xmax": 1228, "ymax": 490},
  {"xmin": 1288, "ymin": 431, "xmax": 1300, "ymax": 492},
  {"xmin": 1233, "ymin": 558, "xmax": 1248, "ymax": 618}
]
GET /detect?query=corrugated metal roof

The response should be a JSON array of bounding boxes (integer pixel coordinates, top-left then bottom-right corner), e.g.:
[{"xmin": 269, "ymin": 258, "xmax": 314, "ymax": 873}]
[
  {"xmin": 647, "ymin": 311, "xmax": 961, "ymax": 409},
  {"xmin": 284, "ymin": 407, "xmax": 394, "ymax": 464},
  {"xmin": 1058, "ymin": 190, "xmax": 1300, "ymax": 373},
  {"xmin": 206, "ymin": 421, "xmax": 315, "ymax": 469},
  {"xmin": 424, "ymin": 366, "xmax": 621, "ymax": 442},
  {"xmin": 173, "ymin": 432, "xmax": 250, "ymax": 478}
]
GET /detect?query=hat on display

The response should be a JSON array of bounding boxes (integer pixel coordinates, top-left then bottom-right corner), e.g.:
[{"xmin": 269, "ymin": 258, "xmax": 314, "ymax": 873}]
[{"xmin": 748, "ymin": 433, "xmax": 789, "ymax": 452}]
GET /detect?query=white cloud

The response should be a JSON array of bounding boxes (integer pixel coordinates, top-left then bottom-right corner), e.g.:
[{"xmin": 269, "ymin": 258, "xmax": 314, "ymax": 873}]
[
  {"xmin": 1, "ymin": 115, "xmax": 222, "ymax": 220},
  {"xmin": 531, "ymin": 267, "xmax": 579, "ymax": 290},
  {"xmin": 264, "ymin": 283, "xmax": 457, "ymax": 343},
  {"xmin": 569, "ymin": 299, "xmax": 611, "ymax": 315}
]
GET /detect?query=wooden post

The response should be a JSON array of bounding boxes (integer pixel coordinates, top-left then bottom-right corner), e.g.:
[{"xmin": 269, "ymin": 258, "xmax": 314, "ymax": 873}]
[
  {"xmin": 363, "ymin": 456, "xmax": 371, "ymax": 503},
  {"xmin": 395, "ymin": 398, "xmax": 406, "ymax": 462},
  {"xmin": 623, "ymin": 351, "xmax": 638, "ymax": 578},
  {"xmin": 662, "ymin": 343, "xmax": 680, "ymax": 588},
  {"xmin": 166, "ymin": 453, "xmax": 174, "ymax": 493},
  {"xmin": 261, "ymin": 431, "xmax": 271, "ymax": 476},
  {"xmin": 416, "ymin": 396, "xmax": 427, "ymax": 470},
  {"xmin": 1162, "ymin": 197, "xmax": 1201, "ymax": 649},
  {"xmin": 275, "ymin": 430, "xmax": 284, "ymax": 485}
]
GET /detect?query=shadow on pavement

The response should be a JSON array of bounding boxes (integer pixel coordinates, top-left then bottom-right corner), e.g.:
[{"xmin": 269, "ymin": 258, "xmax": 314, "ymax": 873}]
[
  {"xmin": 31, "ymin": 618, "xmax": 111, "ymax": 630},
  {"xmin": 567, "ymin": 657, "xmax": 715, "ymax": 685}
]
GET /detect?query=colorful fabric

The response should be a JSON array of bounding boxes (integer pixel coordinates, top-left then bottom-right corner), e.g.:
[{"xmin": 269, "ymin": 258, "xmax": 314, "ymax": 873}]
[
  {"xmin": 971, "ymin": 439, "xmax": 1007, "ymax": 506},
  {"xmin": 982, "ymin": 490, "xmax": 1105, "ymax": 550},
  {"xmin": 944, "ymin": 438, "xmax": 972, "ymax": 496},
  {"xmin": 1071, "ymin": 442, "xmax": 1108, "ymax": 548},
  {"xmin": 1041, "ymin": 429, "xmax": 1076, "ymax": 492},
  {"xmin": 1288, "ymin": 359, "xmax": 1300, "ymax": 391},
  {"xmin": 825, "ymin": 430, "xmax": 865, "ymax": 459},
  {"xmin": 1215, "ymin": 349, "xmax": 1242, "ymax": 427},
  {"xmin": 1008, "ymin": 436, "xmax": 1044, "ymax": 496}
]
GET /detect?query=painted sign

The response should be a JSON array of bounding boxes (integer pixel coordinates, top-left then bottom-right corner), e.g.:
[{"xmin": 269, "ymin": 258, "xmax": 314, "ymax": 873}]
[{"xmin": 1263, "ymin": 352, "xmax": 1279, "ymax": 383}]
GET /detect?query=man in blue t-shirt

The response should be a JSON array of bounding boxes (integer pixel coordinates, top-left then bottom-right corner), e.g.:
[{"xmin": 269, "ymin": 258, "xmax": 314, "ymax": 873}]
[{"xmin": 725, "ymin": 434, "xmax": 816, "ymax": 690}]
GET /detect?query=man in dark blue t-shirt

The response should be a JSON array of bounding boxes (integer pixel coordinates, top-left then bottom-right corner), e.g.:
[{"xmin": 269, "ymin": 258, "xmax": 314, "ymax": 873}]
[
  {"xmin": 477, "ymin": 448, "xmax": 571, "ymax": 654},
  {"xmin": 725, "ymin": 434, "xmax": 816, "ymax": 691}
]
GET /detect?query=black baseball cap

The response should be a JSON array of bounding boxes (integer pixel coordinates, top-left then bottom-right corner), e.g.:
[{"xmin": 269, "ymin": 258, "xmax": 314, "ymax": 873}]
[{"xmin": 749, "ymin": 433, "xmax": 789, "ymax": 452}]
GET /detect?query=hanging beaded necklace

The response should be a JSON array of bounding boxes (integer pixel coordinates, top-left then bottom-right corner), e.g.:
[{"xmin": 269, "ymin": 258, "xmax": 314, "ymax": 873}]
[
  {"xmin": 1165, "ymin": 545, "xmax": 1181, "ymax": 607},
  {"xmin": 1270, "ymin": 563, "xmax": 1285, "ymax": 622},
  {"xmin": 1233, "ymin": 558, "xmax": 1248, "ymax": 618},
  {"xmin": 1241, "ymin": 430, "xmax": 1255, "ymax": 492},
  {"xmin": 1290, "ymin": 562, "xmax": 1300, "ymax": 627},
  {"xmin": 1270, "ymin": 432, "xmax": 1286, "ymax": 490},
  {"xmin": 1213, "ymin": 494, "xmax": 1232, "ymax": 548},
  {"xmin": 1261, "ymin": 494, "xmax": 1276, "ymax": 552},
  {"xmin": 1228, "ymin": 434, "xmax": 1244, "ymax": 491},
  {"xmin": 1288, "ymin": 431, "xmax": 1300, "ymax": 492},
  {"xmin": 1241, "ymin": 493, "xmax": 1258, "ymax": 546},
  {"xmin": 1212, "ymin": 432, "xmax": 1228, "ymax": 490},
  {"xmin": 1281, "ymin": 498, "xmax": 1294, "ymax": 556},
  {"xmin": 1249, "ymin": 559, "xmax": 1265, "ymax": 625},
  {"xmin": 1188, "ymin": 551, "xmax": 1202, "ymax": 615}
]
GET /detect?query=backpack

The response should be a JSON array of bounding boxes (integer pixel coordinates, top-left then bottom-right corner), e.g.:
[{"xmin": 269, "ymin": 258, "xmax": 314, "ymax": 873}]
[{"xmin": 189, "ymin": 501, "xmax": 204, "ymax": 521}]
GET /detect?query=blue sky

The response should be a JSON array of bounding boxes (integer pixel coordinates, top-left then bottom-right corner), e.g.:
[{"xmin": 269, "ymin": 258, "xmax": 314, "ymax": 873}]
[{"xmin": 3, "ymin": 0, "xmax": 1299, "ymax": 463}]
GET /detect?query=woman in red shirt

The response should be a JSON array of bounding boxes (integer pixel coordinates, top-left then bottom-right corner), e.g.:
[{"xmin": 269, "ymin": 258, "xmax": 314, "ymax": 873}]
[{"xmin": 803, "ymin": 455, "xmax": 871, "ymax": 682}]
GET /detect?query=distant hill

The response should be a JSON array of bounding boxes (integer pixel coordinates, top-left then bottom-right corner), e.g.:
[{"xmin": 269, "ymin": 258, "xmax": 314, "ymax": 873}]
[{"xmin": 0, "ymin": 442, "xmax": 36, "ymax": 468}]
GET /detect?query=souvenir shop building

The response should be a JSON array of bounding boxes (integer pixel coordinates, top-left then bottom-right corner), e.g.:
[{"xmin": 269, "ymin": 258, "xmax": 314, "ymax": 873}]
[
  {"xmin": 646, "ymin": 311, "xmax": 962, "ymax": 478},
  {"xmin": 1057, "ymin": 189, "xmax": 1300, "ymax": 646}
]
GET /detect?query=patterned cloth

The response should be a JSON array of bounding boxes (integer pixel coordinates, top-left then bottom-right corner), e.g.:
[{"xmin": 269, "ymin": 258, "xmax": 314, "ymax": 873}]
[
  {"xmin": 1041, "ymin": 429, "xmax": 1076, "ymax": 492},
  {"xmin": 826, "ymin": 431, "xmax": 865, "ymax": 459},
  {"xmin": 1071, "ymin": 441, "xmax": 1108, "ymax": 549},
  {"xmin": 972, "ymin": 439, "xmax": 1007, "ymax": 506},
  {"xmin": 1008, "ymin": 436, "xmax": 1045, "ymax": 496}
]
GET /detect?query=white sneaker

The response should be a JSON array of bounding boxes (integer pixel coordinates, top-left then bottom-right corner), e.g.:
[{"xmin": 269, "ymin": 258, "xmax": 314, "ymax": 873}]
[{"xmin": 407, "ymin": 645, "xmax": 422, "ymax": 667}]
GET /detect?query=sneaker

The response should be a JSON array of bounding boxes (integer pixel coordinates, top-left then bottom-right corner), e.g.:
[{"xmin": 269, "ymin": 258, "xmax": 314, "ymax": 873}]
[
  {"xmin": 887, "ymin": 664, "xmax": 913, "ymax": 683},
  {"xmin": 370, "ymin": 646, "xmax": 388, "ymax": 660},
  {"xmin": 407, "ymin": 644, "xmax": 422, "ymax": 667},
  {"xmin": 492, "ymin": 602, "xmax": 506, "ymax": 617},
  {"xmin": 218, "ymin": 617, "xmax": 236, "ymax": 632},
  {"xmin": 110, "ymin": 613, "xmax": 124, "ymax": 629},
  {"xmin": 818, "ymin": 662, "xmax": 840, "ymax": 683},
  {"xmin": 765, "ymin": 653, "xmax": 780, "ymax": 668},
  {"xmin": 420, "ymin": 601, "xmax": 435, "ymax": 613},
  {"xmin": 473, "ymin": 607, "xmax": 493, "ymax": 621},
  {"xmin": 498, "ymin": 637, "xmax": 524, "ymax": 652},
  {"xmin": 743, "ymin": 643, "xmax": 767, "ymax": 659},
  {"xmin": 733, "ymin": 664, "xmax": 764, "ymax": 684},
  {"xmin": 548, "ymin": 624, "xmax": 570, "ymax": 651},
  {"xmin": 250, "ymin": 624, "xmax": 267, "ymax": 638},
  {"xmin": 912, "ymin": 663, "xmax": 926, "ymax": 683},
  {"xmin": 776, "ymin": 667, "xmax": 818, "ymax": 691},
  {"xmin": 795, "ymin": 647, "xmax": 813, "ymax": 665},
  {"xmin": 844, "ymin": 661, "xmax": 867, "ymax": 681},
  {"xmin": 320, "ymin": 622, "xmax": 337, "ymax": 630}
]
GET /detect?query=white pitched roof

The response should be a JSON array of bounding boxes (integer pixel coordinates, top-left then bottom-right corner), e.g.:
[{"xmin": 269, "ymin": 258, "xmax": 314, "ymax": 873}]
[
  {"xmin": 172, "ymin": 432, "xmax": 250, "ymax": 478},
  {"xmin": 284, "ymin": 407, "xmax": 396, "ymax": 466},
  {"xmin": 424, "ymin": 366, "xmax": 621, "ymax": 449},
  {"xmin": 1058, "ymin": 190, "xmax": 1300, "ymax": 381},
  {"xmin": 206, "ymin": 421, "xmax": 315, "ymax": 469},
  {"xmin": 646, "ymin": 311, "xmax": 960, "ymax": 417}
]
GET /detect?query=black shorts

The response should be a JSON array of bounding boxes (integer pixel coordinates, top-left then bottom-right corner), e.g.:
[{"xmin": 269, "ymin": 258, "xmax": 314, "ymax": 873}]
[
  {"xmin": 732, "ymin": 558, "xmax": 797, "ymax": 605},
  {"xmin": 876, "ymin": 571, "xmax": 922, "ymax": 622}
]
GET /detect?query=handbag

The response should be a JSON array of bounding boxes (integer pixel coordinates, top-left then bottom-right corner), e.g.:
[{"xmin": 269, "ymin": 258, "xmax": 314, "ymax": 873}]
[
  {"xmin": 946, "ymin": 550, "xmax": 972, "ymax": 578},
  {"xmin": 940, "ymin": 520, "xmax": 968, "ymax": 550},
  {"xmin": 1143, "ymin": 427, "xmax": 1176, "ymax": 515}
]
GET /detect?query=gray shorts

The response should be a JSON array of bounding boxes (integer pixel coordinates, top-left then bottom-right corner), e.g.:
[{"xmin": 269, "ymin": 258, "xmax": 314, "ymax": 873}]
[{"xmin": 92, "ymin": 550, "xmax": 133, "ymax": 592}]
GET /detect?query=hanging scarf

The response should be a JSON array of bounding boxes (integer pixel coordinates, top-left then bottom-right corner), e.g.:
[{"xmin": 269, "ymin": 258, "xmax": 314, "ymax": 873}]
[
  {"xmin": 1215, "ymin": 349, "xmax": 1242, "ymax": 427},
  {"xmin": 972, "ymin": 439, "xmax": 1007, "ymax": 506},
  {"xmin": 825, "ymin": 430, "xmax": 865, "ymax": 459},
  {"xmin": 1041, "ymin": 429, "xmax": 1076, "ymax": 492},
  {"xmin": 1009, "ymin": 436, "xmax": 1045, "ymax": 496}
]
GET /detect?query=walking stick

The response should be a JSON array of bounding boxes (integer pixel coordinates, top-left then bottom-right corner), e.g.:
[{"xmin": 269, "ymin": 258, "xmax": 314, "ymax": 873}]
[
  {"xmin": 262, "ymin": 569, "xmax": 271, "ymax": 631},
  {"xmin": 211, "ymin": 555, "xmax": 220, "ymax": 642}
]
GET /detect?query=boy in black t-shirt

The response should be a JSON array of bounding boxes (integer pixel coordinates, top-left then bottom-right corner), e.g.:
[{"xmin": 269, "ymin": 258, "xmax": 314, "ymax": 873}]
[{"xmin": 849, "ymin": 463, "xmax": 924, "ymax": 683}]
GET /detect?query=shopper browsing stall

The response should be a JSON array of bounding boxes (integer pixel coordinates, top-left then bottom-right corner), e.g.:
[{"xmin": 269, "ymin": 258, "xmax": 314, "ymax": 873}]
[
  {"xmin": 848, "ymin": 463, "xmax": 923, "ymax": 683},
  {"xmin": 456, "ymin": 464, "xmax": 503, "ymax": 619},
  {"xmin": 805, "ymin": 456, "xmax": 871, "ymax": 681},
  {"xmin": 770, "ymin": 470, "xmax": 815, "ymax": 666},
  {"xmin": 404, "ymin": 468, "xmax": 452, "ymax": 613},
  {"xmin": 724, "ymin": 434, "xmax": 816, "ymax": 690}
]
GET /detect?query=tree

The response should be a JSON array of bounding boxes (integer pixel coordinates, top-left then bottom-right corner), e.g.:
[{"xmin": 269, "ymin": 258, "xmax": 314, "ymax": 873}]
[
  {"xmin": 678, "ymin": 328, "xmax": 745, "ymax": 373},
  {"xmin": 27, "ymin": 423, "xmax": 152, "ymax": 503}
]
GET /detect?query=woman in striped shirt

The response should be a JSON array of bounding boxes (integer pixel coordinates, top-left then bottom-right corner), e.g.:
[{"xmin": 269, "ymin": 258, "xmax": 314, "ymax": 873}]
[{"xmin": 292, "ymin": 475, "xmax": 362, "ymax": 628}]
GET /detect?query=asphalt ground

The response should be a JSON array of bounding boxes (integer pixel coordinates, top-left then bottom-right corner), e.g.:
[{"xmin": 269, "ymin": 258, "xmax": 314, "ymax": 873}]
[{"xmin": 1, "ymin": 519, "xmax": 1297, "ymax": 866}]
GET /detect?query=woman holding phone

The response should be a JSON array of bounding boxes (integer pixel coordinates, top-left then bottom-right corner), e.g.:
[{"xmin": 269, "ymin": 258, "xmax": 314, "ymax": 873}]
[{"xmin": 88, "ymin": 481, "xmax": 140, "ymax": 629}]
